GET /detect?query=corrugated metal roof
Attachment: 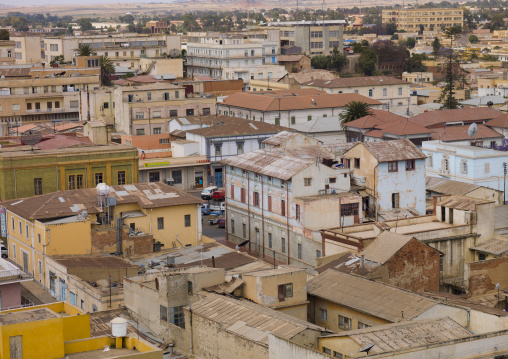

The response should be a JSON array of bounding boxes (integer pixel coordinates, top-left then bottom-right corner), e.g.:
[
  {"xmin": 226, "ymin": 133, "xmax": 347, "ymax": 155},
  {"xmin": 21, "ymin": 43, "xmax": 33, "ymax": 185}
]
[
  {"xmin": 471, "ymin": 238, "xmax": 508, "ymax": 255},
  {"xmin": 243, "ymin": 266, "xmax": 306, "ymax": 277},
  {"xmin": 347, "ymin": 139, "xmax": 427, "ymax": 163},
  {"xmin": 326, "ymin": 317, "xmax": 472, "ymax": 355},
  {"xmin": 361, "ymin": 232, "xmax": 413, "ymax": 265},
  {"xmin": 302, "ymin": 76, "xmax": 408, "ymax": 88},
  {"xmin": 51, "ymin": 256, "xmax": 138, "ymax": 269},
  {"xmin": 191, "ymin": 294, "xmax": 325, "ymax": 345},
  {"xmin": 221, "ymin": 149, "xmax": 314, "ymax": 181},
  {"xmin": 307, "ymin": 270, "xmax": 437, "ymax": 322},
  {"xmin": 262, "ymin": 131, "xmax": 298, "ymax": 146},
  {"xmin": 437, "ymin": 196, "xmax": 494, "ymax": 211},
  {"xmin": 187, "ymin": 116, "xmax": 288, "ymax": 138}
]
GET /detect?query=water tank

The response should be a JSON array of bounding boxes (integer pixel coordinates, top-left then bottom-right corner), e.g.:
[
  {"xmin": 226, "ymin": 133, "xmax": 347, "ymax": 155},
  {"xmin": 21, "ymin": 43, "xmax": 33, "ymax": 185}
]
[
  {"xmin": 110, "ymin": 317, "xmax": 128, "ymax": 337},
  {"xmin": 96, "ymin": 183, "xmax": 110, "ymax": 196}
]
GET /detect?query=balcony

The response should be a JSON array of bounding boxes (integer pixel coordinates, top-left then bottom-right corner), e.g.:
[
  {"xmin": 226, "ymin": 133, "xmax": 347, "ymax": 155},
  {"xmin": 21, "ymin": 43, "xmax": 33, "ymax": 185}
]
[{"xmin": 26, "ymin": 108, "xmax": 73, "ymax": 114}]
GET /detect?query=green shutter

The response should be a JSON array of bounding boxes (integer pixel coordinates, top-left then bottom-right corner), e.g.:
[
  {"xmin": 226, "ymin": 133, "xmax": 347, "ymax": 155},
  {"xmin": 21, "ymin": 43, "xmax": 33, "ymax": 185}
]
[
  {"xmin": 275, "ymin": 117, "xmax": 280, "ymax": 126},
  {"xmin": 291, "ymin": 116, "xmax": 296, "ymax": 124},
  {"xmin": 308, "ymin": 115, "xmax": 312, "ymax": 121}
]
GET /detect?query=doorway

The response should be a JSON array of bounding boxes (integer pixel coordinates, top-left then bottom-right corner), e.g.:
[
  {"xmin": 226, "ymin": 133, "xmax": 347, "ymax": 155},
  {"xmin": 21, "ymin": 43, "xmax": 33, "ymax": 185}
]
[
  {"xmin": 9, "ymin": 336, "xmax": 22, "ymax": 359},
  {"xmin": 214, "ymin": 168, "xmax": 223, "ymax": 187}
]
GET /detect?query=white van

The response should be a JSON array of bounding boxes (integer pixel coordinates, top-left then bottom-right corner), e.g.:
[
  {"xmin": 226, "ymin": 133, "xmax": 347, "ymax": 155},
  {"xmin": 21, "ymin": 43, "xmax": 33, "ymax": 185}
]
[{"xmin": 201, "ymin": 186, "xmax": 218, "ymax": 200}]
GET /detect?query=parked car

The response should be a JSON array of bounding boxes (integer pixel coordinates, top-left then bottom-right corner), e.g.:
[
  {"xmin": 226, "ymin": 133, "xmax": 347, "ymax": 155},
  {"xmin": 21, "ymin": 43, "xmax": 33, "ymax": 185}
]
[
  {"xmin": 209, "ymin": 214, "xmax": 220, "ymax": 225},
  {"xmin": 218, "ymin": 218, "xmax": 225, "ymax": 228},
  {"xmin": 1, "ymin": 246, "xmax": 7, "ymax": 258},
  {"xmin": 212, "ymin": 190, "xmax": 226, "ymax": 201},
  {"xmin": 201, "ymin": 204, "xmax": 211, "ymax": 215},
  {"xmin": 201, "ymin": 186, "xmax": 218, "ymax": 200},
  {"xmin": 210, "ymin": 202, "xmax": 226, "ymax": 214}
]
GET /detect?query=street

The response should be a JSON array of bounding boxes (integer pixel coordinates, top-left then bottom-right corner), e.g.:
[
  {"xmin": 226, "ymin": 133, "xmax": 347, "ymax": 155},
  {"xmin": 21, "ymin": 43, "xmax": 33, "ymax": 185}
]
[{"xmin": 188, "ymin": 191, "xmax": 227, "ymax": 240}]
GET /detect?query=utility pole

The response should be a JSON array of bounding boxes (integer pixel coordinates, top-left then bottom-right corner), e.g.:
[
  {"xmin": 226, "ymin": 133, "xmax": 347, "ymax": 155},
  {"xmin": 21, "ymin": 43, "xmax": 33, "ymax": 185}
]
[{"xmin": 504, "ymin": 162, "xmax": 507, "ymax": 205}]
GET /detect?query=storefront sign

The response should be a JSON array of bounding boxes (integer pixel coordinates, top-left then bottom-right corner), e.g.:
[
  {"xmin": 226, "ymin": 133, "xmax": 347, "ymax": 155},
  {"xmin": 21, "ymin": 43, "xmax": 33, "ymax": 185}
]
[
  {"xmin": 144, "ymin": 161, "xmax": 171, "ymax": 168},
  {"xmin": 0, "ymin": 207, "xmax": 6, "ymax": 237}
]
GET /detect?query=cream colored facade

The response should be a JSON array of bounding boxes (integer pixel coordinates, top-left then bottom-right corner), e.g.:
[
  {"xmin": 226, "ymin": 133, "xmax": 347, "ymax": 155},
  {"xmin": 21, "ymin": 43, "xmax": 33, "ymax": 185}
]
[
  {"xmin": 81, "ymin": 87, "xmax": 115, "ymax": 124},
  {"xmin": 402, "ymin": 71, "xmax": 434, "ymax": 84},
  {"xmin": 382, "ymin": 8, "xmax": 463, "ymax": 31},
  {"xmin": 11, "ymin": 35, "xmax": 44, "ymax": 64},
  {"xmin": 114, "ymin": 83, "xmax": 216, "ymax": 135},
  {"xmin": 139, "ymin": 57, "xmax": 184, "ymax": 77},
  {"xmin": 0, "ymin": 73, "xmax": 100, "ymax": 124}
]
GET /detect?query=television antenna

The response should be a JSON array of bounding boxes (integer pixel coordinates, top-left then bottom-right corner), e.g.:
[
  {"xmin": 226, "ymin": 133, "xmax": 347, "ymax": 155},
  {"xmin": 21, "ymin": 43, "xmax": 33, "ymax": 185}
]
[{"xmin": 20, "ymin": 130, "xmax": 42, "ymax": 151}]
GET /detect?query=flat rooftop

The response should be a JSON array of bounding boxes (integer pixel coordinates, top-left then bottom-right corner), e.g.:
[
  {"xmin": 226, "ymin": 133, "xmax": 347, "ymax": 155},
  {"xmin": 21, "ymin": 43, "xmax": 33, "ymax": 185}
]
[
  {"xmin": 0, "ymin": 308, "xmax": 58, "ymax": 325},
  {"xmin": 64, "ymin": 348, "xmax": 139, "ymax": 359},
  {"xmin": 338, "ymin": 221, "xmax": 457, "ymax": 239}
]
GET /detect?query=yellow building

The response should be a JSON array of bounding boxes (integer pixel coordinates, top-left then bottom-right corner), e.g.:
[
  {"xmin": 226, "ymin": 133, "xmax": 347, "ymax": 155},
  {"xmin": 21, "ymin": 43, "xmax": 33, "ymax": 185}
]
[
  {"xmin": 3, "ymin": 182, "xmax": 203, "ymax": 290},
  {"xmin": 11, "ymin": 35, "xmax": 44, "ymax": 64},
  {"xmin": 382, "ymin": 8, "xmax": 463, "ymax": 31},
  {"xmin": 0, "ymin": 302, "xmax": 161, "ymax": 359}
]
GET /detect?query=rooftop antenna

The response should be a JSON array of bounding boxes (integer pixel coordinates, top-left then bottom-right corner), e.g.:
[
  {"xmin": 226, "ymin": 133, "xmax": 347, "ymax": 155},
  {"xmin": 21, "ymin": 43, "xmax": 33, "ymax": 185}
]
[
  {"xmin": 20, "ymin": 130, "xmax": 42, "ymax": 151},
  {"xmin": 359, "ymin": 343, "xmax": 375, "ymax": 354}
]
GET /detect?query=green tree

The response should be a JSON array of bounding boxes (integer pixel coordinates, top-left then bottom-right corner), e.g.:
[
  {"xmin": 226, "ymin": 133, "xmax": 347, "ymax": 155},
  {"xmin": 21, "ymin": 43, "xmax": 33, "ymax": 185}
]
[
  {"xmin": 406, "ymin": 53, "xmax": 427, "ymax": 72},
  {"xmin": 99, "ymin": 55, "xmax": 115, "ymax": 86},
  {"xmin": 384, "ymin": 21, "xmax": 397, "ymax": 35},
  {"xmin": 358, "ymin": 48, "xmax": 377, "ymax": 76},
  {"xmin": 76, "ymin": 44, "xmax": 93, "ymax": 56},
  {"xmin": 391, "ymin": 34, "xmax": 399, "ymax": 40},
  {"xmin": 432, "ymin": 37, "xmax": 442, "ymax": 56},
  {"xmin": 339, "ymin": 101, "xmax": 374, "ymax": 128},
  {"xmin": 77, "ymin": 18, "xmax": 94, "ymax": 31},
  {"xmin": 329, "ymin": 47, "xmax": 348, "ymax": 72},
  {"xmin": 0, "ymin": 29, "xmax": 8, "ymax": 40},
  {"xmin": 469, "ymin": 34, "xmax": 479, "ymax": 44},
  {"xmin": 406, "ymin": 37, "xmax": 416, "ymax": 49},
  {"xmin": 311, "ymin": 55, "xmax": 330, "ymax": 69}
]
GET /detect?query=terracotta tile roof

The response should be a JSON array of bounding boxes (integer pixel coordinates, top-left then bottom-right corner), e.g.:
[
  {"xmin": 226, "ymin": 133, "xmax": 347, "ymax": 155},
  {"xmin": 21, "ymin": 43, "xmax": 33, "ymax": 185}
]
[
  {"xmin": 302, "ymin": 76, "xmax": 408, "ymax": 88},
  {"xmin": 487, "ymin": 113, "xmax": 508, "ymax": 128},
  {"xmin": 307, "ymin": 270, "xmax": 438, "ymax": 322},
  {"xmin": 363, "ymin": 129, "xmax": 384, "ymax": 138},
  {"xmin": 409, "ymin": 107, "xmax": 502, "ymax": 128},
  {"xmin": 3, "ymin": 182, "xmax": 204, "ymax": 221},
  {"xmin": 54, "ymin": 122, "xmax": 83, "ymax": 132},
  {"xmin": 170, "ymin": 129, "xmax": 186, "ymax": 138},
  {"xmin": 343, "ymin": 110, "xmax": 406, "ymax": 129},
  {"xmin": 222, "ymin": 90, "xmax": 381, "ymax": 112},
  {"xmin": 430, "ymin": 124, "xmax": 503, "ymax": 142},
  {"xmin": 346, "ymin": 139, "xmax": 427, "ymax": 162},
  {"xmin": 221, "ymin": 149, "xmax": 313, "ymax": 181},
  {"xmin": 35, "ymin": 135, "xmax": 92, "ymax": 150},
  {"xmin": 11, "ymin": 123, "xmax": 38, "ymax": 134},
  {"xmin": 126, "ymin": 75, "xmax": 164, "ymax": 83},
  {"xmin": 186, "ymin": 116, "xmax": 290, "ymax": 138},
  {"xmin": 380, "ymin": 118, "xmax": 434, "ymax": 136}
]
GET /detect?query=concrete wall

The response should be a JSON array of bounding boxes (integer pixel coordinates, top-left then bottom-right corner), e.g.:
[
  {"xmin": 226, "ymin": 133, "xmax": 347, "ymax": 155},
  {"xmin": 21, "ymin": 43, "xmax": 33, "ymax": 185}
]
[
  {"xmin": 466, "ymin": 257, "xmax": 508, "ymax": 296},
  {"xmin": 269, "ymin": 334, "xmax": 329, "ymax": 359},
  {"xmin": 0, "ymin": 282, "xmax": 21, "ymax": 309}
]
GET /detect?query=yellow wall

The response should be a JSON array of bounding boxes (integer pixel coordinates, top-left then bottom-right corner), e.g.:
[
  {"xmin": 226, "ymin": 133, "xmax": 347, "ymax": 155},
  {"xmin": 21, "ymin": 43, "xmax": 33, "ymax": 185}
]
[
  {"xmin": 46, "ymin": 220, "xmax": 92, "ymax": 256},
  {"xmin": 319, "ymin": 336, "xmax": 362, "ymax": 359}
]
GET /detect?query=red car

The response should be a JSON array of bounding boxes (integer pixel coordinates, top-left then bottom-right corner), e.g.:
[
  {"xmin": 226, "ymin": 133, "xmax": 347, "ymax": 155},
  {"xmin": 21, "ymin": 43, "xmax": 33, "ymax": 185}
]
[
  {"xmin": 212, "ymin": 190, "xmax": 225, "ymax": 201},
  {"xmin": 218, "ymin": 218, "xmax": 225, "ymax": 228}
]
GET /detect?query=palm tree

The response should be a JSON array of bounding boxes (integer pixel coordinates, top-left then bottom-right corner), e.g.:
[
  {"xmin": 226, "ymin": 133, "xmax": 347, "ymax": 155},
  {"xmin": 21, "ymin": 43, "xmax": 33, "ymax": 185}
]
[
  {"xmin": 339, "ymin": 101, "xmax": 373, "ymax": 129},
  {"xmin": 77, "ymin": 44, "xmax": 93, "ymax": 57},
  {"xmin": 99, "ymin": 55, "xmax": 115, "ymax": 86}
]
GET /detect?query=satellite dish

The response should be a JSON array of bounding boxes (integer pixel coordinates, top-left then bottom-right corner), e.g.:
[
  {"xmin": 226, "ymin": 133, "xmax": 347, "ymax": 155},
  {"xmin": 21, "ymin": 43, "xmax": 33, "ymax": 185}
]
[
  {"xmin": 20, "ymin": 130, "xmax": 42, "ymax": 150},
  {"xmin": 487, "ymin": 101, "xmax": 494, "ymax": 107},
  {"xmin": 359, "ymin": 343, "xmax": 375, "ymax": 354},
  {"xmin": 467, "ymin": 123, "xmax": 478, "ymax": 139},
  {"xmin": 496, "ymin": 283, "xmax": 500, "ymax": 290}
]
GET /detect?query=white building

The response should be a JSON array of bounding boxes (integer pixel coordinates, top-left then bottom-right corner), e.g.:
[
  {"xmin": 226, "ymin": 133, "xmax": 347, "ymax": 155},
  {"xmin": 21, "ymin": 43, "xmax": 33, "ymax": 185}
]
[{"xmin": 422, "ymin": 140, "xmax": 508, "ymax": 194}]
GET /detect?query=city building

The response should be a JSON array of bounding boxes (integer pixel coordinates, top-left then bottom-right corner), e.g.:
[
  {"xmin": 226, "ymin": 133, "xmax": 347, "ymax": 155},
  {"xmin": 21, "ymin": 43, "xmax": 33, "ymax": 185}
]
[
  {"xmin": 145, "ymin": 21, "xmax": 171, "ymax": 34},
  {"xmin": 409, "ymin": 107, "xmax": 501, "ymax": 129},
  {"xmin": 2, "ymin": 182, "xmax": 203, "ymax": 284},
  {"xmin": 343, "ymin": 139, "xmax": 427, "ymax": 217},
  {"xmin": 113, "ymin": 83, "xmax": 216, "ymax": 135},
  {"xmin": 426, "ymin": 176, "xmax": 504, "ymax": 205},
  {"xmin": 10, "ymin": 35, "xmax": 44, "ymax": 64},
  {"xmin": 0, "ymin": 256, "xmax": 32, "ymax": 310},
  {"xmin": 402, "ymin": 71, "xmax": 434, "ymax": 84},
  {"xmin": 262, "ymin": 20, "xmax": 345, "ymax": 56},
  {"xmin": 277, "ymin": 54, "xmax": 311, "ymax": 73},
  {"xmin": 382, "ymin": 8, "xmax": 464, "ymax": 31},
  {"xmin": 422, "ymin": 140, "xmax": 508, "ymax": 193},
  {"xmin": 301, "ymin": 76, "xmax": 414, "ymax": 110},
  {"xmin": 0, "ymin": 40, "xmax": 14, "ymax": 64},
  {"xmin": 217, "ymin": 89, "xmax": 381, "ymax": 128}
]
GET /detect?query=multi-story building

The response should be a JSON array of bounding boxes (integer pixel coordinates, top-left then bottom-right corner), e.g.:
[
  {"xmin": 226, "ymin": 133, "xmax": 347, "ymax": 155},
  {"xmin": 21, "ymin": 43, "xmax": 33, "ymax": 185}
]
[
  {"xmin": 262, "ymin": 20, "xmax": 346, "ymax": 56},
  {"xmin": 0, "ymin": 40, "xmax": 15, "ymax": 64},
  {"xmin": 217, "ymin": 89, "xmax": 382, "ymax": 127},
  {"xmin": 301, "ymin": 76, "xmax": 414, "ymax": 110},
  {"xmin": 382, "ymin": 8, "xmax": 463, "ymax": 31},
  {"xmin": 145, "ymin": 20, "xmax": 171, "ymax": 34},
  {"xmin": 186, "ymin": 34, "xmax": 284, "ymax": 88},
  {"xmin": 0, "ymin": 144, "xmax": 138, "ymax": 201},
  {"xmin": 0, "ymin": 62, "xmax": 100, "ymax": 125},
  {"xmin": 113, "ymin": 83, "xmax": 216, "ymax": 135},
  {"xmin": 10, "ymin": 35, "xmax": 44, "ymax": 64}
]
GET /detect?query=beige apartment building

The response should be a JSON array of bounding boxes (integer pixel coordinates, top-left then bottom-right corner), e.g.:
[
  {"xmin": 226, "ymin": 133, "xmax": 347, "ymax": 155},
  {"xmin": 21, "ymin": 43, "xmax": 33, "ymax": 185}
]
[
  {"xmin": 11, "ymin": 35, "xmax": 45, "ymax": 64},
  {"xmin": 382, "ymin": 8, "xmax": 463, "ymax": 31},
  {"xmin": 114, "ymin": 83, "xmax": 216, "ymax": 135}
]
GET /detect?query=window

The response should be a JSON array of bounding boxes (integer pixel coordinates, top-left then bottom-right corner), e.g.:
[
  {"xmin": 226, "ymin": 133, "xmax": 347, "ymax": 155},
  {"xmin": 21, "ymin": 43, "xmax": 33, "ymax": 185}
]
[
  {"xmin": 135, "ymin": 112, "xmax": 144, "ymax": 119},
  {"xmin": 11, "ymin": 217, "xmax": 14, "ymax": 230},
  {"xmin": 296, "ymin": 204, "xmax": 300, "ymax": 220},
  {"xmin": 92, "ymin": 304, "xmax": 98, "ymax": 312},
  {"xmin": 231, "ymin": 219, "xmax": 235, "ymax": 234},
  {"xmin": 355, "ymin": 158, "xmax": 360, "ymax": 169},
  {"xmin": 147, "ymin": 92, "xmax": 151, "ymax": 100},
  {"xmin": 398, "ymin": 87, "xmax": 403, "ymax": 95},
  {"xmin": 268, "ymin": 233, "xmax": 272, "ymax": 248},
  {"xmin": 38, "ymin": 234, "xmax": 41, "ymax": 244},
  {"xmin": 136, "ymin": 129, "xmax": 145, "ymax": 135},
  {"xmin": 117, "ymin": 171, "xmax": 126, "ymax": 185},
  {"xmin": 160, "ymin": 305, "xmax": 168, "ymax": 321},
  {"xmin": 461, "ymin": 160, "xmax": 468, "ymax": 174},
  {"xmin": 27, "ymin": 103, "xmax": 32, "ymax": 110},
  {"xmin": 298, "ymin": 243, "xmax": 302, "ymax": 260},
  {"xmin": 70, "ymin": 100, "xmax": 78, "ymax": 108},
  {"xmin": 237, "ymin": 142, "xmax": 244, "ymax": 155},
  {"xmin": 175, "ymin": 91, "xmax": 180, "ymax": 99},
  {"xmin": 281, "ymin": 200, "xmax": 286, "ymax": 216},
  {"xmin": 215, "ymin": 144, "xmax": 222, "ymax": 156},
  {"xmin": 242, "ymin": 223, "xmax": 247, "ymax": 238},
  {"xmin": 187, "ymin": 281, "xmax": 193, "ymax": 295},
  {"xmin": 170, "ymin": 110, "xmax": 178, "ymax": 117},
  {"xmin": 70, "ymin": 292, "xmax": 77, "ymax": 306},
  {"xmin": 278, "ymin": 283, "xmax": 293, "ymax": 301},
  {"xmin": 392, "ymin": 193, "xmax": 399, "ymax": 209},
  {"xmin": 159, "ymin": 138, "xmax": 169, "ymax": 144},
  {"xmin": 479, "ymin": 252, "xmax": 487, "ymax": 261},
  {"xmin": 184, "ymin": 215, "xmax": 191, "ymax": 227},
  {"xmin": 186, "ymin": 109, "xmax": 194, "ymax": 116},
  {"xmin": 253, "ymin": 192, "xmax": 260, "ymax": 207},
  {"xmin": 382, "ymin": 88, "xmax": 387, "ymax": 96},
  {"xmin": 282, "ymin": 237, "xmax": 286, "ymax": 253},
  {"xmin": 170, "ymin": 306, "xmax": 185, "ymax": 328},
  {"xmin": 427, "ymin": 155, "xmax": 433, "ymax": 168},
  {"xmin": 34, "ymin": 178, "xmax": 42, "ymax": 195},
  {"xmin": 19, "ymin": 221, "xmax": 22, "ymax": 235},
  {"xmin": 405, "ymin": 159, "xmax": 415, "ymax": 171},
  {"xmin": 173, "ymin": 170, "xmax": 182, "ymax": 184},
  {"xmin": 304, "ymin": 178, "xmax": 312, "ymax": 186},
  {"xmin": 275, "ymin": 117, "xmax": 280, "ymax": 126},
  {"xmin": 334, "ymin": 351, "xmax": 343, "ymax": 358},
  {"xmin": 241, "ymin": 188, "xmax": 246, "ymax": 203},
  {"xmin": 157, "ymin": 217, "xmax": 164, "ymax": 230},
  {"xmin": 268, "ymin": 196, "xmax": 272, "ymax": 211},
  {"xmin": 95, "ymin": 173, "xmax": 103, "ymax": 186},
  {"xmin": 368, "ymin": 89, "xmax": 373, "ymax": 97},
  {"xmin": 323, "ymin": 348, "xmax": 332, "ymax": 355},
  {"xmin": 316, "ymin": 250, "xmax": 321, "ymax": 258},
  {"xmin": 49, "ymin": 270, "xmax": 55, "ymax": 295},
  {"xmin": 358, "ymin": 322, "xmax": 371, "ymax": 329},
  {"xmin": 128, "ymin": 94, "xmax": 134, "ymax": 102},
  {"xmin": 153, "ymin": 127, "xmax": 161, "ymax": 134},
  {"xmin": 320, "ymin": 308, "xmax": 327, "ymax": 321},
  {"xmin": 388, "ymin": 161, "xmax": 398, "ymax": 172},
  {"xmin": 339, "ymin": 315, "xmax": 352, "ymax": 330},
  {"xmin": 329, "ymin": 177, "xmax": 336, "ymax": 184},
  {"xmin": 25, "ymin": 224, "xmax": 29, "ymax": 239}
]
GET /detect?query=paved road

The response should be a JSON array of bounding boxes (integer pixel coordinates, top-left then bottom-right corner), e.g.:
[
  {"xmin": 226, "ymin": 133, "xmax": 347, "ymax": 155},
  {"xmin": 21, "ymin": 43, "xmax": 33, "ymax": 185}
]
[{"xmin": 188, "ymin": 191, "xmax": 227, "ymax": 240}]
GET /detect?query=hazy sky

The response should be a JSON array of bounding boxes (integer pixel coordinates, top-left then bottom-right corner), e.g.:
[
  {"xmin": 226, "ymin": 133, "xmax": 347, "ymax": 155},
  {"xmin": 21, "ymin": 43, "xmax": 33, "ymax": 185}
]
[{"xmin": 2, "ymin": 0, "xmax": 164, "ymax": 6}]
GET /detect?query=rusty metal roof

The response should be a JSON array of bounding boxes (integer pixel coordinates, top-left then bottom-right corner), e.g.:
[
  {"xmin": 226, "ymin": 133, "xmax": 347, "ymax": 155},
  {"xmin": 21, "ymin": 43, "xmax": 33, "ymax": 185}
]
[
  {"xmin": 471, "ymin": 238, "xmax": 508, "ymax": 256},
  {"xmin": 3, "ymin": 182, "xmax": 203, "ymax": 221},
  {"xmin": 51, "ymin": 256, "xmax": 139, "ymax": 269},
  {"xmin": 204, "ymin": 277, "xmax": 244, "ymax": 295},
  {"xmin": 243, "ymin": 266, "xmax": 306, "ymax": 277},
  {"xmin": 324, "ymin": 317, "xmax": 472, "ymax": 355},
  {"xmin": 307, "ymin": 270, "xmax": 437, "ymax": 323},
  {"xmin": 221, "ymin": 149, "xmax": 314, "ymax": 180},
  {"xmin": 262, "ymin": 131, "xmax": 299, "ymax": 146},
  {"xmin": 437, "ymin": 195, "xmax": 494, "ymax": 211},
  {"xmin": 302, "ymin": 76, "xmax": 408, "ymax": 88},
  {"xmin": 426, "ymin": 177, "xmax": 482, "ymax": 196},
  {"xmin": 347, "ymin": 139, "xmax": 427, "ymax": 163},
  {"xmin": 186, "ymin": 116, "xmax": 289, "ymax": 138},
  {"xmin": 191, "ymin": 294, "xmax": 326, "ymax": 345},
  {"xmin": 361, "ymin": 232, "xmax": 414, "ymax": 265}
]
